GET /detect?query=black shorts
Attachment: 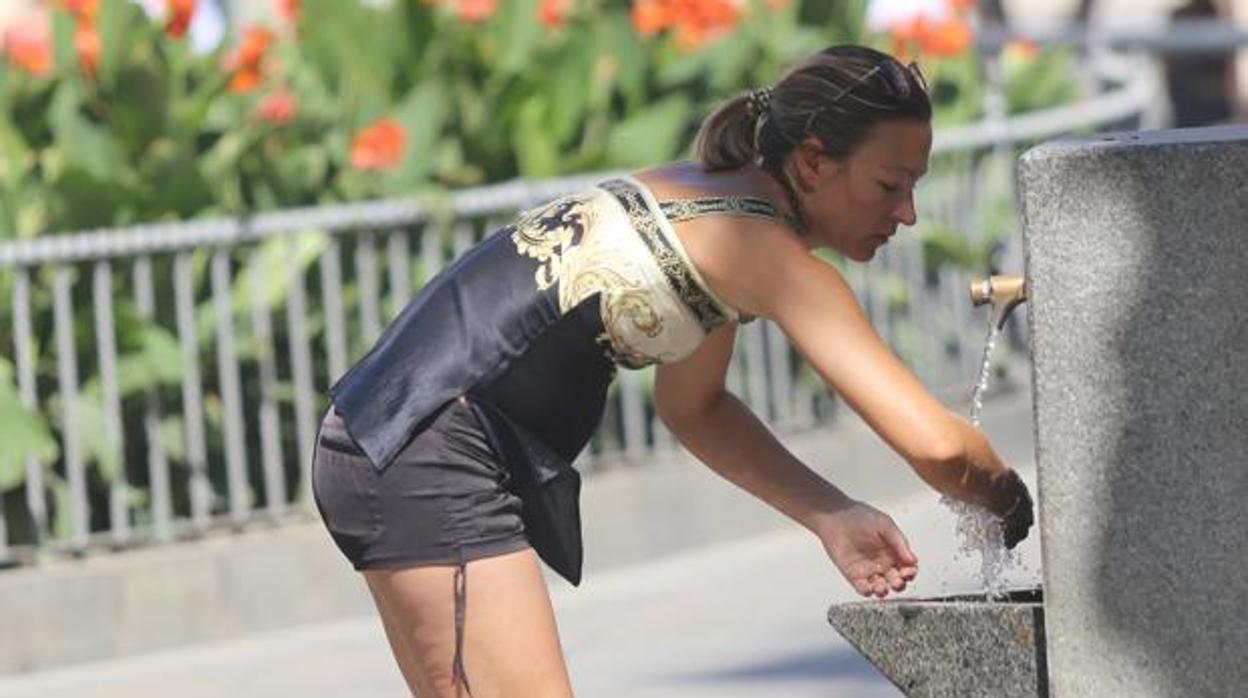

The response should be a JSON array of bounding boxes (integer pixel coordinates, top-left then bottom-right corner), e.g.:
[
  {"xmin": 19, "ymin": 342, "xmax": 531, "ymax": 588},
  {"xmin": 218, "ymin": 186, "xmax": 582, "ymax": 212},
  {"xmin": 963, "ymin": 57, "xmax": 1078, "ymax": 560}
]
[{"xmin": 311, "ymin": 396, "xmax": 531, "ymax": 570}]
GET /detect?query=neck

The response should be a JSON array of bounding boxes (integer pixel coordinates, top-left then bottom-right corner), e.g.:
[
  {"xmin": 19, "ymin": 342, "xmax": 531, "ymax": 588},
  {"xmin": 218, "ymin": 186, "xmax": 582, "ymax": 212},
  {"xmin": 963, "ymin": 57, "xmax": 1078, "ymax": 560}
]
[{"xmin": 759, "ymin": 161, "xmax": 808, "ymax": 237}]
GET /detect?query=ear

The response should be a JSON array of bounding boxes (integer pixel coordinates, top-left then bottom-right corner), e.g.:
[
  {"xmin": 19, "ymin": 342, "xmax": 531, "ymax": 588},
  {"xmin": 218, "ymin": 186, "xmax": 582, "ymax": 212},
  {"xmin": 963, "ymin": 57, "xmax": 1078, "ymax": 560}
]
[{"xmin": 791, "ymin": 135, "xmax": 835, "ymax": 192}]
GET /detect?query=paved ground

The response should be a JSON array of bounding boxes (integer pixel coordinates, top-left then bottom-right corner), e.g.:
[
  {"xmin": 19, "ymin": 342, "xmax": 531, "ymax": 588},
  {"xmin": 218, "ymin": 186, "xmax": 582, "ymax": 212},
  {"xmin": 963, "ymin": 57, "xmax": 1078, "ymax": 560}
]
[{"xmin": 0, "ymin": 388, "xmax": 1041, "ymax": 697}]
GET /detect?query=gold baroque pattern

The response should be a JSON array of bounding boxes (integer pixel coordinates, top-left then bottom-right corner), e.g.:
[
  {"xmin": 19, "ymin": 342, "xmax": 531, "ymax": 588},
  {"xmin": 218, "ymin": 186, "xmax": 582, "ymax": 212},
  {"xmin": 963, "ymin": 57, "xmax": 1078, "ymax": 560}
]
[
  {"xmin": 511, "ymin": 192, "xmax": 598, "ymax": 291},
  {"xmin": 562, "ymin": 263, "xmax": 663, "ymax": 369},
  {"xmin": 509, "ymin": 190, "xmax": 666, "ymax": 368},
  {"xmin": 597, "ymin": 179, "xmax": 732, "ymax": 334},
  {"xmin": 659, "ymin": 196, "xmax": 787, "ymax": 225}
]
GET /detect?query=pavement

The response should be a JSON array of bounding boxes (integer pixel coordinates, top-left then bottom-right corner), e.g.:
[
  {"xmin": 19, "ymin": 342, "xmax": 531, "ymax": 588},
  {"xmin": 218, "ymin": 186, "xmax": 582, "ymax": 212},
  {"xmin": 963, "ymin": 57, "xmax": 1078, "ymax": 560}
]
[{"xmin": 0, "ymin": 386, "xmax": 1041, "ymax": 697}]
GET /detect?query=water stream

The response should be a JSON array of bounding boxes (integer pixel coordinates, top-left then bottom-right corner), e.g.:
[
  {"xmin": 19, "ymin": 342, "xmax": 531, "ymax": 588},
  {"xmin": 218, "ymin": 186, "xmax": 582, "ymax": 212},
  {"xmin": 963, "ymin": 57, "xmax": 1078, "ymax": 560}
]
[{"xmin": 939, "ymin": 322, "xmax": 1019, "ymax": 600}]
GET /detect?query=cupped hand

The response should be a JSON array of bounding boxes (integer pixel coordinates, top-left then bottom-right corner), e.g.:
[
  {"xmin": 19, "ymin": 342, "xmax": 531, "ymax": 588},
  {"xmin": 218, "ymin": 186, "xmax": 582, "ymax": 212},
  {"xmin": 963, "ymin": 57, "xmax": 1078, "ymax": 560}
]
[
  {"xmin": 814, "ymin": 501, "xmax": 918, "ymax": 599},
  {"xmin": 994, "ymin": 470, "xmax": 1034, "ymax": 549}
]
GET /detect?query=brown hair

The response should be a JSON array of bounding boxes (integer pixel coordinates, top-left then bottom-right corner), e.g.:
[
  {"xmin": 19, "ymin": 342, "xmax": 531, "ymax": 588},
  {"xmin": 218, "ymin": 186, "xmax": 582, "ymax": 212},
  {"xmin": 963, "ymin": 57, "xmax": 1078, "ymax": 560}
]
[{"xmin": 695, "ymin": 44, "xmax": 932, "ymax": 183}]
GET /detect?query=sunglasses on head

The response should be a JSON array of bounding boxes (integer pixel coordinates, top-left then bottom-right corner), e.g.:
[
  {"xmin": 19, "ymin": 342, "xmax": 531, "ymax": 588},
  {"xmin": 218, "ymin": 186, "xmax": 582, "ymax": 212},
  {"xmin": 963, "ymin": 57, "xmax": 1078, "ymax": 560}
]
[{"xmin": 801, "ymin": 60, "xmax": 929, "ymax": 134}]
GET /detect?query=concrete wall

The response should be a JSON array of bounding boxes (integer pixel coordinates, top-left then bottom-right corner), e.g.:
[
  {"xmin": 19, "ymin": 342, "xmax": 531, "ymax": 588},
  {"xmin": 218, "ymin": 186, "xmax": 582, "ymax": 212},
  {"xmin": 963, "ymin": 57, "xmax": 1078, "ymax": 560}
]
[{"xmin": 1021, "ymin": 125, "xmax": 1248, "ymax": 697}]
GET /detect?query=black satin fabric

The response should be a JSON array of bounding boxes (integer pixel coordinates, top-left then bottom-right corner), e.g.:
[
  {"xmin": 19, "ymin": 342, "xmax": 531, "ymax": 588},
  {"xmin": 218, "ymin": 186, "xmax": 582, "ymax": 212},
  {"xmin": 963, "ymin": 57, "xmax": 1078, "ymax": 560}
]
[{"xmin": 328, "ymin": 223, "xmax": 616, "ymax": 586}]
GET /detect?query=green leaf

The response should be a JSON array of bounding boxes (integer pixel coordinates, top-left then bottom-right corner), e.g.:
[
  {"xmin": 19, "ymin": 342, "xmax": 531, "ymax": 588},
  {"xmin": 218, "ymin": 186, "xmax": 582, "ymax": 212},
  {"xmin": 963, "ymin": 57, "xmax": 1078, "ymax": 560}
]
[
  {"xmin": 45, "ymin": 165, "xmax": 129, "ymax": 230},
  {"xmin": 50, "ymin": 10, "xmax": 78, "ymax": 79},
  {"xmin": 48, "ymin": 83, "xmax": 128, "ymax": 180},
  {"xmin": 112, "ymin": 324, "xmax": 186, "ymax": 396},
  {"xmin": 492, "ymin": 0, "xmax": 542, "ymax": 75},
  {"xmin": 95, "ymin": 0, "xmax": 137, "ymax": 89},
  {"xmin": 232, "ymin": 230, "xmax": 331, "ymax": 316},
  {"xmin": 385, "ymin": 79, "xmax": 450, "ymax": 188},
  {"xmin": 594, "ymin": 10, "xmax": 647, "ymax": 108},
  {"xmin": 704, "ymin": 31, "xmax": 754, "ymax": 94},
  {"xmin": 64, "ymin": 388, "xmax": 123, "ymax": 482},
  {"xmin": 655, "ymin": 46, "xmax": 711, "ymax": 89},
  {"xmin": 159, "ymin": 415, "xmax": 187, "ymax": 464},
  {"xmin": 0, "ymin": 111, "xmax": 34, "ymax": 187},
  {"xmin": 542, "ymin": 37, "xmax": 593, "ymax": 146},
  {"xmin": 136, "ymin": 137, "xmax": 213, "ymax": 218},
  {"xmin": 606, "ymin": 95, "xmax": 692, "ymax": 167},
  {"xmin": 512, "ymin": 96, "xmax": 560, "ymax": 178},
  {"xmin": 0, "ymin": 359, "xmax": 58, "ymax": 491},
  {"xmin": 111, "ymin": 62, "xmax": 170, "ymax": 154}
]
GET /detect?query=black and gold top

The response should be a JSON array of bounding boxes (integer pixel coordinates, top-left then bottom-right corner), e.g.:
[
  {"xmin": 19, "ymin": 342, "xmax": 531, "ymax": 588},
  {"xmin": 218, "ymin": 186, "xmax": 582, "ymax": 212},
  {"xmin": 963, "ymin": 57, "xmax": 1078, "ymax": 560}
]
[{"xmin": 329, "ymin": 175, "xmax": 790, "ymax": 585}]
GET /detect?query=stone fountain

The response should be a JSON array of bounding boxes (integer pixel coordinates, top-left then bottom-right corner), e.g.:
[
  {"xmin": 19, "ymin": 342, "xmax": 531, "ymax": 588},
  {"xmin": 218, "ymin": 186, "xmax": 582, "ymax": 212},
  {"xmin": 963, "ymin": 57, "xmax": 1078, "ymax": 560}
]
[{"xmin": 828, "ymin": 124, "xmax": 1248, "ymax": 697}]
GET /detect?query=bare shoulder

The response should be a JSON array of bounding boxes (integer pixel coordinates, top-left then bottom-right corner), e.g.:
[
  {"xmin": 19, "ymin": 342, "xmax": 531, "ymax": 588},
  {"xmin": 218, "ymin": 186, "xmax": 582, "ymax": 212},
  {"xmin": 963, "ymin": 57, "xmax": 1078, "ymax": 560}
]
[
  {"xmin": 632, "ymin": 163, "xmax": 811, "ymax": 320},
  {"xmin": 679, "ymin": 215, "xmax": 813, "ymax": 321}
]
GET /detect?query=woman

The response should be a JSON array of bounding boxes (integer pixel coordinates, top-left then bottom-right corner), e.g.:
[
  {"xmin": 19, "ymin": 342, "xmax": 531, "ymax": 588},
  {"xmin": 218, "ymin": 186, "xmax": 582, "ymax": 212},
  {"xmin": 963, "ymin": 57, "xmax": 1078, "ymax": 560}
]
[{"xmin": 312, "ymin": 44, "xmax": 1034, "ymax": 697}]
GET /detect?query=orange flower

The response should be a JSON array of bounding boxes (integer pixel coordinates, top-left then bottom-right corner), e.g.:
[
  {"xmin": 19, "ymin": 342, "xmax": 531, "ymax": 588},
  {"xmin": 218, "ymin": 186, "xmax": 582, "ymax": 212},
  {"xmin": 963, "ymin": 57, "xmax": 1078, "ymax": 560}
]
[
  {"xmin": 2, "ymin": 22, "xmax": 53, "ymax": 77},
  {"xmin": 57, "ymin": 0, "xmax": 99, "ymax": 24},
  {"xmin": 275, "ymin": 0, "xmax": 300, "ymax": 25},
  {"xmin": 921, "ymin": 17, "xmax": 972, "ymax": 57},
  {"xmin": 256, "ymin": 88, "xmax": 298, "ymax": 124},
  {"xmin": 890, "ymin": 14, "xmax": 930, "ymax": 47},
  {"xmin": 166, "ymin": 0, "xmax": 196, "ymax": 38},
  {"xmin": 673, "ymin": 0, "xmax": 740, "ymax": 50},
  {"xmin": 538, "ymin": 0, "xmax": 569, "ymax": 27},
  {"xmin": 631, "ymin": 0, "xmax": 740, "ymax": 49},
  {"xmin": 631, "ymin": 0, "xmax": 672, "ymax": 36},
  {"xmin": 456, "ymin": 0, "xmax": 496, "ymax": 23},
  {"xmin": 228, "ymin": 70, "xmax": 261, "ymax": 92},
  {"xmin": 231, "ymin": 27, "xmax": 274, "ymax": 71},
  {"xmin": 74, "ymin": 22, "xmax": 101, "ymax": 77},
  {"xmin": 225, "ymin": 26, "xmax": 274, "ymax": 93},
  {"xmin": 350, "ymin": 119, "xmax": 406, "ymax": 171},
  {"xmin": 946, "ymin": 0, "xmax": 975, "ymax": 12}
]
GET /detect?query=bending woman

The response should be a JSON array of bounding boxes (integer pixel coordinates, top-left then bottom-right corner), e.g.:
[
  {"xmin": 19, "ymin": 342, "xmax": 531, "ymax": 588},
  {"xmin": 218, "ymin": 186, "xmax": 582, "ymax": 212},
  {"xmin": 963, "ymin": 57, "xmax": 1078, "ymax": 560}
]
[{"xmin": 311, "ymin": 44, "xmax": 1034, "ymax": 697}]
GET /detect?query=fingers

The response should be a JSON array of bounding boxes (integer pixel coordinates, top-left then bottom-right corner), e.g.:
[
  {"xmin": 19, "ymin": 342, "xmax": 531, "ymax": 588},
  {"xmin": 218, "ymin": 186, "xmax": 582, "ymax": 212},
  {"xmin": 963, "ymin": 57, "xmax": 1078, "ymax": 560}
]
[
  {"xmin": 1001, "ymin": 484, "xmax": 1036, "ymax": 549},
  {"xmin": 882, "ymin": 526, "xmax": 918, "ymax": 567},
  {"xmin": 857, "ymin": 561, "xmax": 916, "ymax": 600},
  {"xmin": 991, "ymin": 471, "xmax": 1036, "ymax": 549},
  {"xmin": 853, "ymin": 578, "xmax": 873, "ymax": 597}
]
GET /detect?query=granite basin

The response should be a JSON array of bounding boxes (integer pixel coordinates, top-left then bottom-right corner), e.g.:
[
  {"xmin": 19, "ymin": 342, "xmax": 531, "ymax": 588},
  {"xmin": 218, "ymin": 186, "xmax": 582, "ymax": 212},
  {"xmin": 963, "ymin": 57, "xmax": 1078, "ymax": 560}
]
[{"xmin": 827, "ymin": 587, "xmax": 1046, "ymax": 698}]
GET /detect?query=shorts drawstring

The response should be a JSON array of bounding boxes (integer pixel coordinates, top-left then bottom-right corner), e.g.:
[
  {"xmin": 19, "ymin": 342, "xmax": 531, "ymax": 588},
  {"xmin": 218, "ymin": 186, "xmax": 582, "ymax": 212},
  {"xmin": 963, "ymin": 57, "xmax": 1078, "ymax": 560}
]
[{"xmin": 452, "ymin": 547, "xmax": 472, "ymax": 696}]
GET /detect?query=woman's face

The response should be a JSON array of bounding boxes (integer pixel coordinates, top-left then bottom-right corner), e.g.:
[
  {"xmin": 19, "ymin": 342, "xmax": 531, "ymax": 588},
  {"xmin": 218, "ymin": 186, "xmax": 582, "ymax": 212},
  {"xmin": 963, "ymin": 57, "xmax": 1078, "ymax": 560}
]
[{"xmin": 795, "ymin": 119, "xmax": 932, "ymax": 262}]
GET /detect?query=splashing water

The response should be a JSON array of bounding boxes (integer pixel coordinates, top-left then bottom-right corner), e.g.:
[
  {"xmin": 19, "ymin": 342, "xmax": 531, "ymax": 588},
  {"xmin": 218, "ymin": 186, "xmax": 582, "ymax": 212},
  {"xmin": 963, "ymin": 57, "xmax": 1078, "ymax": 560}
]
[{"xmin": 939, "ymin": 322, "xmax": 1019, "ymax": 600}]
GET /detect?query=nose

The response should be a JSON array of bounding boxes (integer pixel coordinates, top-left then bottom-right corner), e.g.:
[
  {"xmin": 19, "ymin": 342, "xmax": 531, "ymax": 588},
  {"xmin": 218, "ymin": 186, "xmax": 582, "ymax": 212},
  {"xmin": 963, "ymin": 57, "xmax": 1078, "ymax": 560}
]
[{"xmin": 893, "ymin": 191, "xmax": 917, "ymax": 227}]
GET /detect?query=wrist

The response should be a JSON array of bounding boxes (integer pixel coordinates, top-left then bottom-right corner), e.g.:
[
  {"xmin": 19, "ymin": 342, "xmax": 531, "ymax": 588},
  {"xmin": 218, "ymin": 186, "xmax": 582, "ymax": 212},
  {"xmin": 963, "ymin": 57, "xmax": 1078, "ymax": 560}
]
[{"xmin": 804, "ymin": 489, "xmax": 858, "ymax": 533}]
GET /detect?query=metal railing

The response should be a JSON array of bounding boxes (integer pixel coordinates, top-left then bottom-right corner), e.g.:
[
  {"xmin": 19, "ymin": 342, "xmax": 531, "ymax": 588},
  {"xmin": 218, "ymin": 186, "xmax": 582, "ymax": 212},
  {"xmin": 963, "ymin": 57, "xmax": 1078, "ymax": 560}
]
[{"xmin": 0, "ymin": 52, "xmax": 1158, "ymax": 566}]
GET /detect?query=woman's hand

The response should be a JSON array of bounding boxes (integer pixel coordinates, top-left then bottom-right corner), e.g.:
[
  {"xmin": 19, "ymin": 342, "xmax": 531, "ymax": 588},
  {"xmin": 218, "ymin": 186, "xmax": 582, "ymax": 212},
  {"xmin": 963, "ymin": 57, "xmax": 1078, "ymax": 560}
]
[
  {"xmin": 814, "ymin": 501, "xmax": 918, "ymax": 599},
  {"xmin": 988, "ymin": 469, "xmax": 1034, "ymax": 549}
]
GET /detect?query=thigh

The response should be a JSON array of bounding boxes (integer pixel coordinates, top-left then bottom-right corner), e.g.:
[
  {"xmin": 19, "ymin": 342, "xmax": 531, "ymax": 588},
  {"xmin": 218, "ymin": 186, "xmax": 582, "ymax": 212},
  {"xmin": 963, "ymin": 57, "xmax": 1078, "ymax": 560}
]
[{"xmin": 364, "ymin": 547, "xmax": 574, "ymax": 698}]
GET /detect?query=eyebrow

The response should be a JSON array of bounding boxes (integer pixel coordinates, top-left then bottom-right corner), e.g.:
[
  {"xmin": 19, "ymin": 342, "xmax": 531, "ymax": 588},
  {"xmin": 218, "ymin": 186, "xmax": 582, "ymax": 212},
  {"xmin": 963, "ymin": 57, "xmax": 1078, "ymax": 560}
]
[{"xmin": 884, "ymin": 165, "xmax": 927, "ymax": 179}]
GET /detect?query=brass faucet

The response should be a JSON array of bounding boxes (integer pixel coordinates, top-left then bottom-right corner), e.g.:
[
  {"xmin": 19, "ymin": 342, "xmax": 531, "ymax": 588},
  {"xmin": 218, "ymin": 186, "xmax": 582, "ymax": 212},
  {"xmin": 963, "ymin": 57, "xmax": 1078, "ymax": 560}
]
[{"xmin": 969, "ymin": 275, "xmax": 1027, "ymax": 330}]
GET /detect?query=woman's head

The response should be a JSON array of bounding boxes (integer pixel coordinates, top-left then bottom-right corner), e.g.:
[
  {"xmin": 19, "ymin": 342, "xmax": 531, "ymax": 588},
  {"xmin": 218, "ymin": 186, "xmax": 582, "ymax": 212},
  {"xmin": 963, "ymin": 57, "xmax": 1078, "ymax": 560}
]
[{"xmin": 695, "ymin": 45, "xmax": 933, "ymax": 261}]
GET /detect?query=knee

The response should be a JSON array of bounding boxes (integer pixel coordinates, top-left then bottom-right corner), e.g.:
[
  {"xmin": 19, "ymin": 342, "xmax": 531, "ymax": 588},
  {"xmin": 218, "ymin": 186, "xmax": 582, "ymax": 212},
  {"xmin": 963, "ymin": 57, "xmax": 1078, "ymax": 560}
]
[
  {"xmin": 426, "ymin": 672, "xmax": 467, "ymax": 698},
  {"xmin": 412, "ymin": 653, "xmax": 465, "ymax": 698}
]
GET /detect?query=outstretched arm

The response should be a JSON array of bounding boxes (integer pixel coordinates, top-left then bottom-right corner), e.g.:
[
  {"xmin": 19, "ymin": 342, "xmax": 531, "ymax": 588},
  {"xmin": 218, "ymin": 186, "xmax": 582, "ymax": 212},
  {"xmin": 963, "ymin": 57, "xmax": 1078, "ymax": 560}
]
[
  {"xmin": 655, "ymin": 324, "xmax": 918, "ymax": 598},
  {"xmin": 686, "ymin": 220, "xmax": 1033, "ymax": 546}
]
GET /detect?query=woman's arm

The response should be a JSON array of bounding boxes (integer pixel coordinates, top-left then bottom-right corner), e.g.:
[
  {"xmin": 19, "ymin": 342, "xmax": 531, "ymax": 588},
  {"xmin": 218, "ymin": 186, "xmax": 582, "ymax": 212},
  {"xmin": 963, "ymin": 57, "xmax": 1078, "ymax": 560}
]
[
  {"xmin": 655, "ymin": 323, "xmax": 919, "ymax": 598},
  {"xmin": 690, "ymin": 221, "xmax": 1030, "ymax": 523},
  {"xmin": 655, "ymin": 323, "xmax": 854, "ymax": 531}
]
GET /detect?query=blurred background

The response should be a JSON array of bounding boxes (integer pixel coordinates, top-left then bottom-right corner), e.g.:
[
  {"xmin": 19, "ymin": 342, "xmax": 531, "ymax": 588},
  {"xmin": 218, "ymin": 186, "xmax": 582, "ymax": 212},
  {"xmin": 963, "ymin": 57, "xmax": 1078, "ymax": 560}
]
[{"xmin": 0, "ymin": 0, "xmax": 1243, "ymax": 695}]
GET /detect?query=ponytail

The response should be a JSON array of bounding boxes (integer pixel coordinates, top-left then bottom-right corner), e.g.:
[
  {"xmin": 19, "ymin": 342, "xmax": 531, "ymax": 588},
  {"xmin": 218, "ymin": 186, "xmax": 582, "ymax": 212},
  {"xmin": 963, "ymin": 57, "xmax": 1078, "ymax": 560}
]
[{"xmin": 694, "ymin": 92, "xmax": 761, "ymax": 172}]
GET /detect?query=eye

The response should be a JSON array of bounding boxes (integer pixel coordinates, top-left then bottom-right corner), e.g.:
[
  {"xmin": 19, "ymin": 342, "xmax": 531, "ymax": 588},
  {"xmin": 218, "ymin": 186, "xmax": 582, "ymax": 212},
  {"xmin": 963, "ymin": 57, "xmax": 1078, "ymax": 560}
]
[{"xmin": 878, "ymin": 181, "xmax": 901, "ymax": 194}]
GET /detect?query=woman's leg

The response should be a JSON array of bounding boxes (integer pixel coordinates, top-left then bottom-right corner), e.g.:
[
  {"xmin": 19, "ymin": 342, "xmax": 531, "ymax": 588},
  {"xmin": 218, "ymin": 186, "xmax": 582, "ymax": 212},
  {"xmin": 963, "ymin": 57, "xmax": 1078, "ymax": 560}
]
[{"xmin": 363, "ymin": 547, "xmax": 574, "ymax": 698}]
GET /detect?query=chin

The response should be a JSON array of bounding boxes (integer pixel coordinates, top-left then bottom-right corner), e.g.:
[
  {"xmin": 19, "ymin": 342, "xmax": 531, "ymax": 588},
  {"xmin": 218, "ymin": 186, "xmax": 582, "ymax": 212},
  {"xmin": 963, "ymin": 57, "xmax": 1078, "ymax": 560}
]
[{"xmin": 847, "ymin": 248, "xmax": 876, "ymax": 263}]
